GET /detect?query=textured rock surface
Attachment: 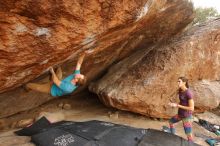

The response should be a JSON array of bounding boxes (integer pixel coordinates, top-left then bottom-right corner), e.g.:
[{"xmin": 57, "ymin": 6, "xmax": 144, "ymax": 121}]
[
  {"xmin": 0, "ymin": 0, "xmax": 194, "ymax": 93},
  {"xmin": 193, "ymin": 80, "xmax": 220, "ymax": 111},
  {"xmin": 89, "ymin": 19, "xmax": 220, "ymax": 118},
  {"xmin": 0, "ymin": 0, "xmax": 194, "ymax": 118}
]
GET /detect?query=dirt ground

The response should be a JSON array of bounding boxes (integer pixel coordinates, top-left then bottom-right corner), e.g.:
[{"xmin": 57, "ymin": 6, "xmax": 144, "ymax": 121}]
[{"xmin": 0, "ymin": 91, "xmax": 219, "ymax": 146}]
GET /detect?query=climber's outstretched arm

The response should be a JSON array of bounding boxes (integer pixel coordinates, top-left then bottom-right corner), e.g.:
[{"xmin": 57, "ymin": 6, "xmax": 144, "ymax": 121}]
[
  {"xmin": 75, "ymin": 52, "xmax": 86, "ymax": 71},
  {"xmin": 50, "ymin": 67, "xmax": 61, "ymax": 87}
]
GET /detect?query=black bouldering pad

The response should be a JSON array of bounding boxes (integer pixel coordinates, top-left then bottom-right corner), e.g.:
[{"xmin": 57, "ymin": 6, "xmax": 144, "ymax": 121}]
[{"xmin": 15, "ymin": 118, "xmax": 201, "ymax": 146}]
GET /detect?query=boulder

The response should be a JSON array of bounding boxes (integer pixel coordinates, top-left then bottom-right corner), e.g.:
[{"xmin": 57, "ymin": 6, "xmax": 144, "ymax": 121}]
[
  {"xmin": 89, "ymin": 19, "xmax": 220, "ymax": 118},
  {"xmin": 0, "ymin": 0, "xmax": 194, "ymax": 93}
]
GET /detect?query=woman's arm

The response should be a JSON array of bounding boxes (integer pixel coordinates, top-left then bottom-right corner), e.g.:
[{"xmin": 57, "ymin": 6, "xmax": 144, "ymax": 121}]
[
  {"xmin": 75, "ymin": 53, "xmax": 86, "ymax": 71},
  {"xmin": 50, "ymin": 67, "xmax": 61, "ymax": 87},
  {"xmin": 169, "ymin": 99, "xmax": 194, "ymax": 111},
  {"xmin": 178, "ymin": 99, "xmax": 194, "ymax": 111}
]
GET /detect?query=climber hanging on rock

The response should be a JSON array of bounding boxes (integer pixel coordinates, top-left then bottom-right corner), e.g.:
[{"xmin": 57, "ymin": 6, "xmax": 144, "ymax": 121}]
[{"xmin": 25, "ymin": 52, "xmax": 87, "ymax": 97}]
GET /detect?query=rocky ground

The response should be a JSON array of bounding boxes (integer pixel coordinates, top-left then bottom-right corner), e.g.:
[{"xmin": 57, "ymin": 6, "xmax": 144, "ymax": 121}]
[{"xmin": 0, "ymin": 91, "xmax": 219, "ymax": 146}]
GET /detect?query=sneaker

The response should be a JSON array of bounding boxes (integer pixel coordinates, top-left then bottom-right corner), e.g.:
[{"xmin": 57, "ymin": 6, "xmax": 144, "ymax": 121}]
[
  {"xmin": 162, "ymin": 126, "xmax": 176, "ymax": 134},
  {"xmin": 162, "ymin": 126, "xmax": 171, "ymax": 133}
]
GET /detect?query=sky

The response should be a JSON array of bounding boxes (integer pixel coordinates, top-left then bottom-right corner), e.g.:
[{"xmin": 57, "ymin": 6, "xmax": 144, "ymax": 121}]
[{"xmin": 192, "ymin": 0, "xmax": 220, "ymax": 12}]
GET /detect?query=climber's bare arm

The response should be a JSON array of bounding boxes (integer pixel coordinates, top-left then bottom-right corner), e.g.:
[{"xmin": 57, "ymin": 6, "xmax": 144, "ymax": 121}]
[
  {"xmin": 50, "ymin": 67, "xmax": 61, "ymax": 87},
  {"xmin": 169, "ymin": 99, "xmax": 194, "ymax": 111},
  {"xmin": 75, "ymin": 52, "xmax": 86, "ymax": 71},
  {"xmin": 178, "ymin": 99, "xmax": 194, "ymax": 111}
]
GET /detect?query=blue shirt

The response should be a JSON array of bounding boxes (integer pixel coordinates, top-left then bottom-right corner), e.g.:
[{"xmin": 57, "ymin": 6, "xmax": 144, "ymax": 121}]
[{"xmin": 50, "ymin": 70, "xmax": 80, "ymax": 97}]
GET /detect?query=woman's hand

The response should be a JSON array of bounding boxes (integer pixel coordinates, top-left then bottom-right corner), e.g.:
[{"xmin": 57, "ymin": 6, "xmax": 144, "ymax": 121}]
[{"xmin": 168, "ymin": 102, "xmax": 178, "ymax": 108}]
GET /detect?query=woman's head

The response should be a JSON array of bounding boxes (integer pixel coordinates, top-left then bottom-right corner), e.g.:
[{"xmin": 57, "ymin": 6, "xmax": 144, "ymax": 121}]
[
  {"xmin": 75, "ymin": 74, "xmax": 87, "ymax": 86},
  {"xmin": 178, "ymin": 76, "xmax": 189, "ymax": 89}
]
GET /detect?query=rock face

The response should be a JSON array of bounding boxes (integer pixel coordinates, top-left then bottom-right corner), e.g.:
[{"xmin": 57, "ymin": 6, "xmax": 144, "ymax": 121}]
[
  {"xmin": 0, "ymin": 0, "xmax": 194, "ymax": 118},
  {"xmin": 0, "ymin": 0, "xmax": 194, "ymax": 93},
  {"xmin": 89, "ymin": 19, "xmax": 220, "ymax": 118},
  {"xmin": 193, "ymin": 80, "xmax": 220, "ymax": 111}
]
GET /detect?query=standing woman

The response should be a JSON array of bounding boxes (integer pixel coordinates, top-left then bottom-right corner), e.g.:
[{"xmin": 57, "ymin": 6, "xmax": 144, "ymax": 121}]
[{"xmin": 168, "ymin": 77, "xmax": 194, "ymax": 142}]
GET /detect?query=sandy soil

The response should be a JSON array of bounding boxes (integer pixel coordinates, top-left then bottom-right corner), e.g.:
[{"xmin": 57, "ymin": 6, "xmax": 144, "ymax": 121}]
[{"xmin": 0, "ymin": 91, "xmax": 219, "ymax": 146}]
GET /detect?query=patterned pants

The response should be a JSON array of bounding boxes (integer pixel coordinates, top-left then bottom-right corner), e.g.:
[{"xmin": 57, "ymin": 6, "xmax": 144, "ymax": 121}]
[{"xmin": 169, "ymin": 115, "xmax": 193, "ymax": 142}]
